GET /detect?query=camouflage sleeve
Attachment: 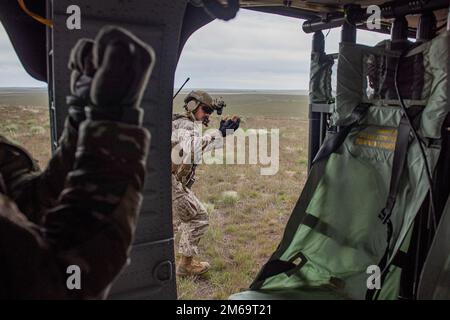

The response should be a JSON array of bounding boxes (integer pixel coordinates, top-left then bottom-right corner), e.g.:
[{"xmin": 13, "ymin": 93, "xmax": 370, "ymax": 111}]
[
  {"xmin": 0, "ymin": 120, "xmax": 150, "ymax": 299},
  {"xmin": 4, "ymin": 117, "xmax": 79, "ymax": 223},
  {"xmin": 202, "ymin": 129, "xmax": 223, "ymax": 153},
  {"xmin": 172, "ymin": 118, "xmax": 223, "ymax": 162}
]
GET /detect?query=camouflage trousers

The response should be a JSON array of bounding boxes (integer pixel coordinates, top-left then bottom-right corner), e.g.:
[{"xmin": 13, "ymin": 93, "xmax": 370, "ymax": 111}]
[{"xmin": 172, "ymin": 174, "xmax": 209, "ymax": 257}]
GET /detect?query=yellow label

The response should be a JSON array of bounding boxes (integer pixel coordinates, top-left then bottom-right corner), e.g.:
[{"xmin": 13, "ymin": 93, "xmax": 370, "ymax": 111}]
[{"xmin": 355, "ymin": 128, "xmax": 397, "ymax": 151}]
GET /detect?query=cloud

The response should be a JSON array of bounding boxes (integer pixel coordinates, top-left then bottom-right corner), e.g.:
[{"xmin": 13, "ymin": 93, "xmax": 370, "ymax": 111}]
[
  {"xmin": 0, "ymin": 8, "xmax": 387, "ymax": 89},
  {"xmin": 0, "ymin": 23, "xmax": 46, "ymax": 87},
  {"xmin": 176, "ymin": 9, "xmax": 388, "ymax": 90}
]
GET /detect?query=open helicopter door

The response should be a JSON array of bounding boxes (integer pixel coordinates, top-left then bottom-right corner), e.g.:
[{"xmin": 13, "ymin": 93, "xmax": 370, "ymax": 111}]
[{"xmin": 46, "ymin": 0, "xmax": 190, "ymax": 299}]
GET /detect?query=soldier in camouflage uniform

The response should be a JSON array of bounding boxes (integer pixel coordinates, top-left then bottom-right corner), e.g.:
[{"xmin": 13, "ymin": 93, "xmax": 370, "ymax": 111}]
[
  {"xmin": 172, "ymin": 91, "xmax": 240, "ymax": 276},
  {"xmin": 0, "ymin": 26, "xmax": 154, "ymax": 299}
]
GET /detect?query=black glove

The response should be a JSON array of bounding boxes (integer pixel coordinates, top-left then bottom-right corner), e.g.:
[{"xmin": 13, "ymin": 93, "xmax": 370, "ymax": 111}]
[
  {"xmin": 68, "ymin": 26, "xmax": 155, "ymax": 126},
  {"xmin": 219, "ymin": 116, "xmax": 240, "ymax": 137},
  {"xmin": 67, "ymin": 38, "xmax": 95, "ymax": 128}
]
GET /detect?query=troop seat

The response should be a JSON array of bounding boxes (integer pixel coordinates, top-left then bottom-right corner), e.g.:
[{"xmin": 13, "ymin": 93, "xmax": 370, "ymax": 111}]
[{"xmin": 231, "ymin": 30, "xmax": 450, "ymax": 300}]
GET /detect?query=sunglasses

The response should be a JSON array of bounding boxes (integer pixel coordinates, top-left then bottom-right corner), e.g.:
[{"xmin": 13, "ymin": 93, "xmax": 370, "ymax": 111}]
[{"xmin": 201, "ymin": 105, "xmax": 214, "ymax": 114}]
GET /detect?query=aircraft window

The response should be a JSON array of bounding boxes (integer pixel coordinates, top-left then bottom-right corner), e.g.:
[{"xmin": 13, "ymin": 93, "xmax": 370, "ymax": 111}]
[
  {"xmin": 324, "ymin": 28, "xmax": 390, "ymax": 53},
  {"xmin": 174, "ymin": 9, "xmax": 313, "ymax": 299},
  {"xmin": 0, "ymin": 23, "xmax": 50, "ymax": 168},
  {"xmin": 173, "ymin": 12, "xmax": 389, "ymax": 299}
]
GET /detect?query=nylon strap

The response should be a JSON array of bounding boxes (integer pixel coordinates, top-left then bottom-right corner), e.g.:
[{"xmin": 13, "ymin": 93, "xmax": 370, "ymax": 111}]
[{"xmin": 366, "ymin": 114, "xmax": 411, "ymax": 300}]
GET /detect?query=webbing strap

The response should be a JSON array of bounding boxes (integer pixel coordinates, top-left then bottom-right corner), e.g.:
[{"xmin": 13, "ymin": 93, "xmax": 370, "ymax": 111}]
[
  {"xmin": 366, "ymin": 114, "xmax": 411, "ymax": 300},
  {"xmin": 301, "ymin": 214, "xmax": 354, "ymax": 248},
  {"xmin": 252, "ymin": 251, "xmax": 308, "ymax": 283},
  {"xmin": 379, "ymin": 115, "xmax": 411, "ymax": 225},
  {"xmin": 312, "ymin": 103, "xmax": 370, "ymax": 165}
]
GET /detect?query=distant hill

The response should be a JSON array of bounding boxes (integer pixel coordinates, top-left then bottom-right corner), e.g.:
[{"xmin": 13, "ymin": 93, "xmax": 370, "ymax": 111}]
[
  {"xmin": 176, "ymin": 88, "xmax": 309, "ymax": 96},
  {"xmin": 173, "ymin": 92, "xmax": 309, "ymax": 118},
  {"xmin": 0, "ymin": 87, "xmax": 48, "ymax": 107},
  {"xmin": 0, "ymin": 87, "xmax": 309, "ymax": 118}
]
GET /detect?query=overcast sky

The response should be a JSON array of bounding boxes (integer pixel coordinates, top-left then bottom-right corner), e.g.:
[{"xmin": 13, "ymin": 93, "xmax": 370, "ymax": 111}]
[{"xmin": 0, "ymin": 9, "xmax": 388, "ymax": 89}]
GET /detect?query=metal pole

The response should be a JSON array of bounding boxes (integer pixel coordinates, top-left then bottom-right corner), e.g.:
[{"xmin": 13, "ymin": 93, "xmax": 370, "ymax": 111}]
[
  {"xmin": 301, "ymin": 0, "xmax": 449, "ymax": 34},
  {"xmin": 312, "ymin": 29, "xmax": 325, "ymax": 53},
  {"xmin": 387, "ymin": 17, "xmax": 409, "ymax": 98},
  {"xmin": 416, "ymin": 12, "xmax": 437, "ymax": 43},
  {"xmin": 391, "ymin": 16, "xmax": 408, "ymax": 42},
  {"xmin": 341, "ymin": 20, "xmax": 356, "ymax": 43},
  {"xmin": 308, "ymin": 31, "xmax": 325, "ymax": 171}
]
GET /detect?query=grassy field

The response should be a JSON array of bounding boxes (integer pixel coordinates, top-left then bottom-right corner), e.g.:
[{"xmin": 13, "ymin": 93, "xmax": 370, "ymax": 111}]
[
  {"xmin": 0, "ymin": 89, "xmax": 310, "ymax": 299},
  {"xmin": 174, "ymin": 91, "xmax": 309, "ymax": 118},
  {"xmin": 0, "ymin": 88, "xmax": 51, "ymax": 167},
  {"xmin": 0, "ymin": 105, "xmax": 51, "ymax": 168}
]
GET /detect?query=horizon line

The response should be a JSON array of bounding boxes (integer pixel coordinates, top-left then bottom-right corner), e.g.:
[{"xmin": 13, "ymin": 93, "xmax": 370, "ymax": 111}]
[{"xmin": 0, "ymin": 86, "xmax": 309, "ymax": 91}]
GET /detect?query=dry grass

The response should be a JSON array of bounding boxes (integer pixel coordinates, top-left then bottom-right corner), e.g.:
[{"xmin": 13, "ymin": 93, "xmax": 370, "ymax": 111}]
[
  {"xmin": 0, "ymin": 100, "xmax": 310, "ymax": 300},
  {"xmin": 175, "ymin": 115, "xmax": 309, "ymax": 299},
  {"xmin": 0, "ymin": 105, "xmax": 51, "ymax": 167}
]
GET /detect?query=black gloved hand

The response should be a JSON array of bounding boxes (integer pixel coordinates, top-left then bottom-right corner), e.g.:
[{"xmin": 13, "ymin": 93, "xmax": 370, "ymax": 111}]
[
  {"xmin": 67, "ymin": 38, "xmax": 95, "ymax": 128},
  {"xmin": 88, "ymin": 26, "xmax": 155, "ymax": 125},
  {"xmin": 68, "ymin": 26, "xmax": 155, "ymax": 126},
  {"xmin": 219, "ymin": 116, "xmax": 240, "ymax": 137}
]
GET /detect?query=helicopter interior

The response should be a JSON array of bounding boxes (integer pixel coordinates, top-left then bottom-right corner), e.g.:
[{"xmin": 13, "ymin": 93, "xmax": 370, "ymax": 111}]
[{"xmin": 0, "ymin": 0, "xmax": 449, "ymax": 300}]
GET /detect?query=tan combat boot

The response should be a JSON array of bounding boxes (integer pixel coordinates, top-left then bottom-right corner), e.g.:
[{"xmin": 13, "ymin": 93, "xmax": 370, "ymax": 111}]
[{"xmin": 177, "ymin": 256, "xmax": 210, "ymax": 277}]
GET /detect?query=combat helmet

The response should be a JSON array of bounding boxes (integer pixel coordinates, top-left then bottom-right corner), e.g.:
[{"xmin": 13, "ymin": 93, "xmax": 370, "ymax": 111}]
[{"xmin": 184, "ymin": 90, "xmax": 214, "ymax": 112}]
